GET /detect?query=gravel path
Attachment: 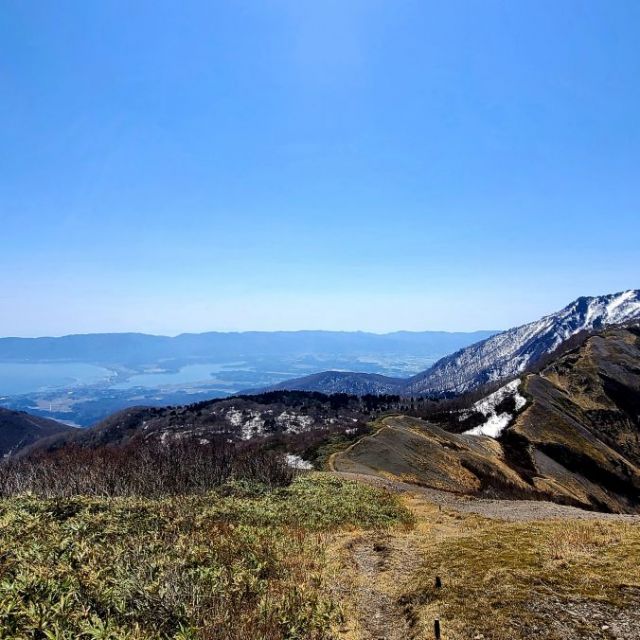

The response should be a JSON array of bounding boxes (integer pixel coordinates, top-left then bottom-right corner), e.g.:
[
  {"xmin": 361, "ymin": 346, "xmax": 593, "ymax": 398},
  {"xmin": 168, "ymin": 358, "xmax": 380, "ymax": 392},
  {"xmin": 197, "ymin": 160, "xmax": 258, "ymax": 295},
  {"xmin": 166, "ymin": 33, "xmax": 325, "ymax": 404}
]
[{"xmin": 335, "ymin": 472, "xmax": 640, "ymax": 522}]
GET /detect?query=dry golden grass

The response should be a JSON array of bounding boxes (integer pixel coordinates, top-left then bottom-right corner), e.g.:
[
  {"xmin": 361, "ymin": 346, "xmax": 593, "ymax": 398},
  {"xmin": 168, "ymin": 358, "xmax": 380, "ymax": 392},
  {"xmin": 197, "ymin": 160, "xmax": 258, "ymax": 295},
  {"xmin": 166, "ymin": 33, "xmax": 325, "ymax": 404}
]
[{"xmin": 406, "ymin": 516, "xmax": 640, "ymax": 640}]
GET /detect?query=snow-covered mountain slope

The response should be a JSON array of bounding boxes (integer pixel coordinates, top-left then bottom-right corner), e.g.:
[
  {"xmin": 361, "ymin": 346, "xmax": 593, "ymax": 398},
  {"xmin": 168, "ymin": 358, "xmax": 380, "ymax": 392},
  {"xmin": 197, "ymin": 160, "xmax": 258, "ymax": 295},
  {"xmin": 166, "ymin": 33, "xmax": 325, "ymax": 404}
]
[
  {"xmin": 263, "ymin": 290, "xmax": 640, "ymax": 397},
  {"xmin": 405, "ymin": 290, "xmax": 640, "ymax": 395}
]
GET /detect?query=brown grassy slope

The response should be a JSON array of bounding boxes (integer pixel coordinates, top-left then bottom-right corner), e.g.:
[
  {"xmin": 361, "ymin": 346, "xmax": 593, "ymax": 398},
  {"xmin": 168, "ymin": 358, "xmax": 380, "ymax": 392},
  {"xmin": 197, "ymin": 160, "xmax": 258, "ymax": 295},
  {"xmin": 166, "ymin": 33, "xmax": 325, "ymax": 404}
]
[
  {"xmin": 404, "ymin": 501, "xmax": 640, "ymax": 640},
  {"xmin": 334, "ymin": 327, "xmax": 640, "ymax": 513},
  {"xmin": 333, "ymin": 417, "xmax": 529, "ymax": 495},
  {"xmin": 331, "ymin": 487, "xmax": 640, "ymax": 640},
  {"xmin": 513, "ymin": 327, "xmax": 640, "ymax": 512}
]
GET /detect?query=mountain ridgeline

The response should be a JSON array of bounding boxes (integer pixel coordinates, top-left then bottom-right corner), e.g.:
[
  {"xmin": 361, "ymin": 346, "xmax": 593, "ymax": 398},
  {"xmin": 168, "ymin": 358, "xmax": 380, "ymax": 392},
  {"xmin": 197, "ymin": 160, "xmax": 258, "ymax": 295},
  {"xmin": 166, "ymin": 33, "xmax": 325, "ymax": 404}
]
[
  {"xmin": 335, "ymin": 326, "xmax": 640, "ymax": 513},
  {"xmin": 258, "ymin": 290, "xmax": 640, "ymax": 397},
  {"xmin": 0, "ymin": 330, "xmax": 497, "ymax": 365}
]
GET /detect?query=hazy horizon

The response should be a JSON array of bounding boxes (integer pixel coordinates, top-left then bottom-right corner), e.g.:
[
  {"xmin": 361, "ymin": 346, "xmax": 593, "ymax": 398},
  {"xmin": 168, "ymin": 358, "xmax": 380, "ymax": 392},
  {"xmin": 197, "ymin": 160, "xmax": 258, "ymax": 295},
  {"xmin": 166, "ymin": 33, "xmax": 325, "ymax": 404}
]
[
  {"xmin": 3, "ymin": 287, "xmax": 637, "ymax": 339},
  {"xmin": 1, "ymin": 327, "xmax": 502, "ymax": 340}
]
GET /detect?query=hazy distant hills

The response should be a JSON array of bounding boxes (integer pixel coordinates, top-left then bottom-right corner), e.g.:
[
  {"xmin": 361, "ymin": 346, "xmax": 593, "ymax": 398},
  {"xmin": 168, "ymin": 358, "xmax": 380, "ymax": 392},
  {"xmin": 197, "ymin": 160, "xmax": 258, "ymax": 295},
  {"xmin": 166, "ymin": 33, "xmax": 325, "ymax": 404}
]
[
  {"xmin": 0, "ymin": 330, "xmax": 497, "ymax": 365},
  {"xmin": 0, "ymin": 408, "xmax": 74, "ymax": 457},
  {"xmin": 261, "ymin": 290, "xmax": 640, "ymax": 397}
]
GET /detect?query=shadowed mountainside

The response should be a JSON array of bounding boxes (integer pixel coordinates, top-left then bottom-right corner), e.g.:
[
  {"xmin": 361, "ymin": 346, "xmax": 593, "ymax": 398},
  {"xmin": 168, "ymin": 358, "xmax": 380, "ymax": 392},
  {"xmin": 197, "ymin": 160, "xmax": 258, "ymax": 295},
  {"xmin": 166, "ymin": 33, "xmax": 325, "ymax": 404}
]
[{"xmin": 0, "ymin": 408, "xmax": 74, "ymax": 457}]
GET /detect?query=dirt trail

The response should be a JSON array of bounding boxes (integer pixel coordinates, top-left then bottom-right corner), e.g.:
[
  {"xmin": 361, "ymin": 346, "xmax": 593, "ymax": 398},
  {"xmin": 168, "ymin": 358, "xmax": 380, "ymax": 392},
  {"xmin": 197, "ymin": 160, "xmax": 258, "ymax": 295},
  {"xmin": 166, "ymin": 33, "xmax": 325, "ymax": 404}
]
[
  {"xmin": 343, "ymin": 532, "xmax": 419, "ymax": 640},
  {"xmin": 331, "ymin": 493, "xmax": 459, "ymax": 640}
]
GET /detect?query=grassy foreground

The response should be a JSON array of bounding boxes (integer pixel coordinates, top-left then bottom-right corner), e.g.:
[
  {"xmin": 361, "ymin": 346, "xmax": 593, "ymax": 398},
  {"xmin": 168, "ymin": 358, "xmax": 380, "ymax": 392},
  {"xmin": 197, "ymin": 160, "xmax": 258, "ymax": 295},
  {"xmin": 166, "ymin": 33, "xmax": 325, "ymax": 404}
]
[
  {"xmin": 408, "ymin": 514, "xmax": 640, "ymax": 639},
  {"xmin": 0, "ymin": 474, "xmax": 411, "ymax": 640}
]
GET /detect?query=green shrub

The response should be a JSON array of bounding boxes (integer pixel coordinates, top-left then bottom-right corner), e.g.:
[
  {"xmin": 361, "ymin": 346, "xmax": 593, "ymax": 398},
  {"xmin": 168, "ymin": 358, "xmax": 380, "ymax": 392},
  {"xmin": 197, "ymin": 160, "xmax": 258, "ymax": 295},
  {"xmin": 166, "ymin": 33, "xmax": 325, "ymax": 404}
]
[{"xmin": 0, "ymin": 474, "xmax": 410, "ymax": 639}]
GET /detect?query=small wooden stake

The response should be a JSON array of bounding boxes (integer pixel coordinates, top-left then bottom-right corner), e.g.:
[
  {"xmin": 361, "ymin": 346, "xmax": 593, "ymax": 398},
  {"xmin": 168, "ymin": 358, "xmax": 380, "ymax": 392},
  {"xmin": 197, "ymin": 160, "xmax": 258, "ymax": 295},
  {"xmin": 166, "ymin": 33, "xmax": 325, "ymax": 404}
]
[{"xmin": 434, "ymin": 618, "xmax": 441, "ymax": 639}]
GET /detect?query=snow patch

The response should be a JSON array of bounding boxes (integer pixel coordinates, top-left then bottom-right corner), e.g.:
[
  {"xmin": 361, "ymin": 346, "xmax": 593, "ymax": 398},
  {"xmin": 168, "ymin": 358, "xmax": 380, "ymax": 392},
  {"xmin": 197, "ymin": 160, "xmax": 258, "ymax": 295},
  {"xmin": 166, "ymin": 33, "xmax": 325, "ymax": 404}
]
[
  {"xmin": 226, "ymin": 408, "xmax": 243, "ymax": 427},
  {"xmin": 464, "ymin": 379, "xmax": 526, "ymax": 438},
  {"xmin": 275, "ymin": 411, "xmax": 313, "ymax": 433},
  {"xmin": 285, "ymin": 454, "xmax": 314, "ymax": 470},
  {"xmin": 240, "ymin": 412, "xmax": 266, "ymax": 440}
]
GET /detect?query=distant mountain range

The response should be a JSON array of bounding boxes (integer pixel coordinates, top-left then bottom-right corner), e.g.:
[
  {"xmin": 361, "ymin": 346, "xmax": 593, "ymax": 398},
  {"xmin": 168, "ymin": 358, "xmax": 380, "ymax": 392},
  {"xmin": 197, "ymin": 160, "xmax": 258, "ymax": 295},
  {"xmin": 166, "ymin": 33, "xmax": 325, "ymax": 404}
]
[
  {"xmin": 0, "ymin": 330, "xmax": 497, "ymax": 365},
  {"xmin": 9, "ymin": 323, "xmax": 640, "ymax": 513},
  {"xmin": 257, "ymin": 290, "xmax": 640, "ymax": 396}
]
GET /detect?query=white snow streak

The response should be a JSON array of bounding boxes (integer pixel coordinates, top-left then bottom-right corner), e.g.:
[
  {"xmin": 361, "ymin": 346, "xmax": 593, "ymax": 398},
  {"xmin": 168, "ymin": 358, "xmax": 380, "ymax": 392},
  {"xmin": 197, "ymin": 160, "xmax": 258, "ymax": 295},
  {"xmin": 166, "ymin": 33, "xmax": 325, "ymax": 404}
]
[
  {"xmin": 464, "ymin": 379, "xmax": 526, "ymax": 438},
  {"xmin": 285, "ymin": 454, "xmax": 314, "ymax": 470}
]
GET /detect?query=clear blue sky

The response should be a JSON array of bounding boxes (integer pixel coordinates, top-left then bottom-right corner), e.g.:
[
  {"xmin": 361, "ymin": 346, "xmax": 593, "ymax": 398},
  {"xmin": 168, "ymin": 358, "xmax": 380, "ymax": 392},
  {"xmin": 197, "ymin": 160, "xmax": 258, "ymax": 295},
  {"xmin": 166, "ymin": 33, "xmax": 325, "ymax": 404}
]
[{"xmin": 1, "ymin": 0, "xmax": 638, "ymax": 336}]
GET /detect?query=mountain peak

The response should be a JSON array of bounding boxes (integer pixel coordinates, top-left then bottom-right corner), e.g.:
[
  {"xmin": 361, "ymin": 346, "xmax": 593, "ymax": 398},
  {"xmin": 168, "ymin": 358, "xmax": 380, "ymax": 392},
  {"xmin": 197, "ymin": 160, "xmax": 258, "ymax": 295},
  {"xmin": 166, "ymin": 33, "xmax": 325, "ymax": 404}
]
[{"xmin": 262, "ymin": 290, "xmax": 640, "ymax": 397}]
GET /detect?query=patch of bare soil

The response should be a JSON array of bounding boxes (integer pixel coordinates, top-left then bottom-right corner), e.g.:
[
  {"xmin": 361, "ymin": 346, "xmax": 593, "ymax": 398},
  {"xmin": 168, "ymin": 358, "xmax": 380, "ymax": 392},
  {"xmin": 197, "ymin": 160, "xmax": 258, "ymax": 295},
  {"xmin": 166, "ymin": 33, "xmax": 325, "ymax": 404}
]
[{"xmin": 528, "ymin": 597, "xmax": 640, "ymax": 640}]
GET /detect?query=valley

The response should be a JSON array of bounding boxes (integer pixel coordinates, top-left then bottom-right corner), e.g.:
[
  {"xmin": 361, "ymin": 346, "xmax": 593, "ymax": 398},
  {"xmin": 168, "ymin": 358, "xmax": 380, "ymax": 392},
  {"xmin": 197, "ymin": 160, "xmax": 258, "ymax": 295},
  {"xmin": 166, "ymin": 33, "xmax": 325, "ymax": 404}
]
[{"xmin": 0, "ymin": 330, "xmax": 492, "ymax": 426}]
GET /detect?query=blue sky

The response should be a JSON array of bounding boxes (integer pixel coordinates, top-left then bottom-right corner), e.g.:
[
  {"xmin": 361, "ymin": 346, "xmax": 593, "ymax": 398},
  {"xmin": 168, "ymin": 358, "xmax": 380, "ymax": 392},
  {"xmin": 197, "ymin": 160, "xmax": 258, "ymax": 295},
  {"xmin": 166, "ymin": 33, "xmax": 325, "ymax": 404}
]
[{"xmin": 1, "ymin": 0, "xmax": 639, "ymax": 336}]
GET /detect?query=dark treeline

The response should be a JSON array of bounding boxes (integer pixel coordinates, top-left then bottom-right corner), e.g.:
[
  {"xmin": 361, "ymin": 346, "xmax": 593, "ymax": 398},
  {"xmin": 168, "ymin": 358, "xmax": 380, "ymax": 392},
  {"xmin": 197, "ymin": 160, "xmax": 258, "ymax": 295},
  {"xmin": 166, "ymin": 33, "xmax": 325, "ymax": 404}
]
[
  {"xmin": 186, "ymin": 389, "xmax": 405, "ymax": 414},
  {"xmin": 0, "ymin": 437, "xmax": 294, "ymax": 498}
]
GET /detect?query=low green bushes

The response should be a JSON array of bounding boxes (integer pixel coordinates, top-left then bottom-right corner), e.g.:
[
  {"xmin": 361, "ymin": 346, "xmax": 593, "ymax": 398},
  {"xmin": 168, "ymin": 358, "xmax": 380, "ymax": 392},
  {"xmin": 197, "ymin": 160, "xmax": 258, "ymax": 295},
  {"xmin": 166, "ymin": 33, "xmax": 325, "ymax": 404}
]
[{"xmin": 0, "ymin": 474, "xmax": 410, "ymax": 639}]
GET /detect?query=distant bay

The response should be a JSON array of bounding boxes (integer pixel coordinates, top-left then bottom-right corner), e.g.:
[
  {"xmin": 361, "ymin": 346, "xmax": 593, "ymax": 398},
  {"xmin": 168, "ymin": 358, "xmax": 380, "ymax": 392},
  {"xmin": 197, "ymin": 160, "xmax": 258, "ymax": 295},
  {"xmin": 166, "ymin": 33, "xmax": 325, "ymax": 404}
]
[{"xmin": 0, "ymin": 362, "xmax": 114, "ymax": 396}]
